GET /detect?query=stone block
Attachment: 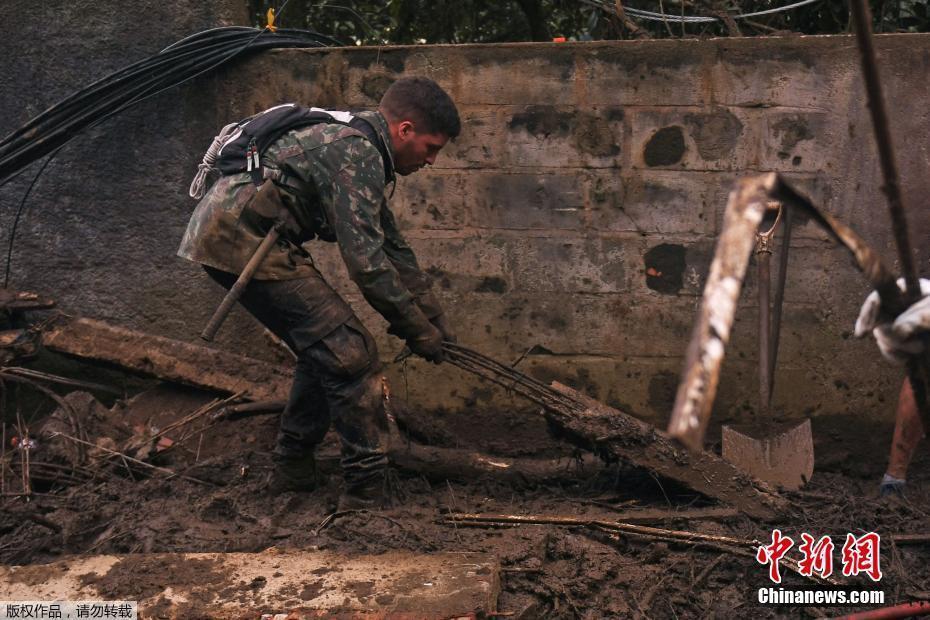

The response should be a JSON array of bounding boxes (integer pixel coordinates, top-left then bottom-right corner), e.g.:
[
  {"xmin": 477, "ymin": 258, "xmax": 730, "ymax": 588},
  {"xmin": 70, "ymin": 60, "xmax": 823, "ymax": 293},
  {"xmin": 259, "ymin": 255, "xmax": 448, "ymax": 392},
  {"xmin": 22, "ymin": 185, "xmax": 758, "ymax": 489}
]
[
  {"xmin": 309, "ymin": 236, "xmax": 508, "ymax": 299},
  {"xmin": 435, "ymin": 106, "xmax": 505, "ymax": 168},
  {"xmin": 501, "ymin": 105, "xmax": 624, "ymax": 169},
  {"xmin": 505, "ymin": 237, "xmax": 630, "ymax": 293},
  {"xmin": 446, "ymin": 46, "xmax": 580, "ymax": 106},
  {"xmin": 392, "ymin": 171, "xmax": 470, "ymax": 230},
  {"xmin": 581, "ymin": 40, "xmax": 713, "ymax": 106},
  {"xmin": 394, "ymin": 171, "xmax": 588, "ymax": 232},
  {"xmin": 588, "ymin": 171, "xmax": 714, "ymax": 235},
  {"xmin": 629, "ymin": 106, "xmax": 759, "ymax": 171},
  {"xmin": 709, "ymin": 37, "xmax": 857, "ymax": 108},
  {"xmin": 757, "ymin": 111, "xmax": 844, "ymax": 172},
  {"xmin": 464, "ymin": 172, "xmax": 588, "ymax": 230}
]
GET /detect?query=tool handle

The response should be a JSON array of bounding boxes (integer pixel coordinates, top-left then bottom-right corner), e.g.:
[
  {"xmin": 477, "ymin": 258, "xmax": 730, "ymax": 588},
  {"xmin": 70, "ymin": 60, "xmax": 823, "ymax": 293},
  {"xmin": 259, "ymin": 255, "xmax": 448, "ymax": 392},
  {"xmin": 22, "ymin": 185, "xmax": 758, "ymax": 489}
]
[{"xmin": 201, "ymin": 228, "xmax": 281, "ymax": 341}]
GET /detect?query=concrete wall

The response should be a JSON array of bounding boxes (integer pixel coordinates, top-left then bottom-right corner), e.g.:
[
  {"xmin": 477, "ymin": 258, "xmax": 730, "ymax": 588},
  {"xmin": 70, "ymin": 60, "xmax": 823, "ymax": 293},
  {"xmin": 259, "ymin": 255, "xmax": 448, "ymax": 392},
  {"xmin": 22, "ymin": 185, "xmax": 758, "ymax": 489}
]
[{"xmin": 4, "ymin": 5, "xmax": 930, "ymax": 444}]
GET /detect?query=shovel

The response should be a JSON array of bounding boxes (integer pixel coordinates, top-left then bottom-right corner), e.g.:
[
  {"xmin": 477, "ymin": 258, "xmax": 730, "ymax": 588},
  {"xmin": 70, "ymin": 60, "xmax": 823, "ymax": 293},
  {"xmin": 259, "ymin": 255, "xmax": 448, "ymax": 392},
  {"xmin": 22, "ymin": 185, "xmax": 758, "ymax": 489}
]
[{"xmin": 721, "ymin": 204, "xmax": 814, "ymax": 491}]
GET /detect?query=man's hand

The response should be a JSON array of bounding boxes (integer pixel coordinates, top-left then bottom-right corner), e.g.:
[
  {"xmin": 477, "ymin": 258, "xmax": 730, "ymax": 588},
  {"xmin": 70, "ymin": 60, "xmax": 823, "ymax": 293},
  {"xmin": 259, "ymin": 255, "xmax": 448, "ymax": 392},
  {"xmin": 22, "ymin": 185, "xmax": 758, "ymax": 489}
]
[
  {"xmin": 430, "ymin": 313, "xmax": 456, "ymax": 343},
  {"xmin": 406, "ymin": 323, "xmax": 445, "ymax": 363},
  {"xmin": 855, "ymin": 278, "xmax": 930, "ymax": 364}
]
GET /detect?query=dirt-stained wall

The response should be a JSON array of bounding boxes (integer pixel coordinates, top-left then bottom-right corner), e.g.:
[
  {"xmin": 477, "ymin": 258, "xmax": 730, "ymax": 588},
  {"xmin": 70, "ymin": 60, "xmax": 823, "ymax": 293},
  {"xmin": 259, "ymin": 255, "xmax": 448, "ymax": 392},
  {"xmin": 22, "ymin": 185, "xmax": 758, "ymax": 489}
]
[{"xmin": 4, "ymin": 4, "xmax": 930, "ymax": 441}]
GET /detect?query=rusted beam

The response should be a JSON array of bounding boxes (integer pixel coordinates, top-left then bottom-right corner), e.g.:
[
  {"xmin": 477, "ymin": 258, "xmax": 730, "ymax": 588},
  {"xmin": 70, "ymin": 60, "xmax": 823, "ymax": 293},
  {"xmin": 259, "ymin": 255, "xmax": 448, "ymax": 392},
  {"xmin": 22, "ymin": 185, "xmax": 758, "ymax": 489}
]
[
  {"xmin": 41, "ymin": 316, "xmax": 291, "ymax": 401},
  {"xmin": 669, "ymin": 173, "xmax": 908, "ymax": 452}
]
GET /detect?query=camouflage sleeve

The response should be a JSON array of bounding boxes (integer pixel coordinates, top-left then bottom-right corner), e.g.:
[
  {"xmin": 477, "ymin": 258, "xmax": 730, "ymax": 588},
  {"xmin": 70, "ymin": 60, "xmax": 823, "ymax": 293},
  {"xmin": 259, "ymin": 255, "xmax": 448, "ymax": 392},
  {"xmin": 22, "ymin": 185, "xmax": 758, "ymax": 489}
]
[
  {"xmin": 326, "ymin": 139, "xmax": 433, "ymax": 339},
  {"xmin": 379, "ymin": 203, "xmax": 444, "ymax": 320}
]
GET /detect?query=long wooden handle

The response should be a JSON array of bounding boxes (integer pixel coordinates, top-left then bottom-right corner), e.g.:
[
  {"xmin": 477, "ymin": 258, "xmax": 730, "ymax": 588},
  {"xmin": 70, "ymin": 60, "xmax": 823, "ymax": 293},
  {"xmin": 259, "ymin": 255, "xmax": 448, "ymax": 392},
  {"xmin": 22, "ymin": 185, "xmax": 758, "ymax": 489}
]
[{"xmin": 200, "ymin": 227, "xmax": 280, "ymax": 341}]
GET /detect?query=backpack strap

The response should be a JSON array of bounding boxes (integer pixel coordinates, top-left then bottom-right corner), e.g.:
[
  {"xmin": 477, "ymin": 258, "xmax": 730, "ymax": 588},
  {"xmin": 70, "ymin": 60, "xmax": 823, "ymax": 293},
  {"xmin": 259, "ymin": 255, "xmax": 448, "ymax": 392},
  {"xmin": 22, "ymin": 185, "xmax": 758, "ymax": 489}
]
[
  {"xmin": 347, "ymin": 116, "xmax": 394, "ymax": 184},
  {"xmin": 190, "ymin": 105, "xmax": 394, "ymax": 197}
]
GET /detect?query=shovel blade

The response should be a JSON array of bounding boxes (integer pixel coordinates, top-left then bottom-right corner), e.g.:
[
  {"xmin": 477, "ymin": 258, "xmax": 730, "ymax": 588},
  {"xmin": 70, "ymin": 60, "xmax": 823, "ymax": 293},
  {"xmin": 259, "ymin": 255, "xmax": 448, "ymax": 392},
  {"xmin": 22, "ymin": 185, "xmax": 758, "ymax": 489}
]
[{"xmin": 722, "ymin": 419, "xmax": 814, "ymax": 491}]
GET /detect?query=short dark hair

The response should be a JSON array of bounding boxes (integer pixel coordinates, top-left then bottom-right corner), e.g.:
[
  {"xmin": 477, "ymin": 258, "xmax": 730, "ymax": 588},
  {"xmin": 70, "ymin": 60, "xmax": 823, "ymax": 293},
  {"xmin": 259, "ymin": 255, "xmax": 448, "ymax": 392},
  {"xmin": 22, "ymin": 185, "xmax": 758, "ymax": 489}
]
[{"xmin": 380, "ymin": 77, "xmax": 461, "ymax": 139}]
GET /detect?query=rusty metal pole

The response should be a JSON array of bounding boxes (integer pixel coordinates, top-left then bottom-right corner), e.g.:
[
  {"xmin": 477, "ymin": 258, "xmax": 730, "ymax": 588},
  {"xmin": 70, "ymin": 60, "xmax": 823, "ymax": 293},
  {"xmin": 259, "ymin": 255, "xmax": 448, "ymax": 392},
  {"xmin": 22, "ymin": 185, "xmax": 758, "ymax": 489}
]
[
  {"xmin": 849, "ymin": 0, "xmax": 920, "ymax": 298},
  {"xmin": 757, "ymin": 234, "xmax": 772, "ymax": 417},
  {"xmin": 849, "ymin": 0, "xmax": 930, "ymax": 432},
  {"xmin": 755, "ymin": 205, "xmax": 781, "ymax": 416}
]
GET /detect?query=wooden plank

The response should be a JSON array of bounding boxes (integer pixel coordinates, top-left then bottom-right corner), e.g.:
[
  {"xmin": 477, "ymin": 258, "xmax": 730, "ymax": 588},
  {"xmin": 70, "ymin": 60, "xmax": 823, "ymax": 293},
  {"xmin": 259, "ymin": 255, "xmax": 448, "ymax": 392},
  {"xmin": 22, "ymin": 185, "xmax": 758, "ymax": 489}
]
[
  {"xmin": 550, "ymin": 382, "xmax": 790, "ymax": 521},
  {"xmin": 41, "ymin": 316, "xmax": 291, "ymax": 402},
  {"xmin": 0, "ymin": 550, "xmax": 500, "ymax": 619}
]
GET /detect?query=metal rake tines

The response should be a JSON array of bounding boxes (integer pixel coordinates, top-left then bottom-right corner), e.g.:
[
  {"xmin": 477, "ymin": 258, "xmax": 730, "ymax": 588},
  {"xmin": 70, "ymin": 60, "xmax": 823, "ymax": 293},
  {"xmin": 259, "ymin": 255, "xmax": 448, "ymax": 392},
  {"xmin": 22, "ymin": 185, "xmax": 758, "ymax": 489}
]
[{"xmin": 441, "ymin": 343, "xmax": 586, "ymax": 414}]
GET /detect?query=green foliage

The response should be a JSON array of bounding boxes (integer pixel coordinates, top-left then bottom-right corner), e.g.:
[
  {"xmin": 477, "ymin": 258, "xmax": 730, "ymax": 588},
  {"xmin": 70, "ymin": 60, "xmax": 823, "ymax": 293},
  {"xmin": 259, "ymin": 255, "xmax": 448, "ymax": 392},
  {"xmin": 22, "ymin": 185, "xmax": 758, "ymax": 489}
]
[{"xmin": 251, "ymin": 0, "xmax": 930, "ymax": 42}]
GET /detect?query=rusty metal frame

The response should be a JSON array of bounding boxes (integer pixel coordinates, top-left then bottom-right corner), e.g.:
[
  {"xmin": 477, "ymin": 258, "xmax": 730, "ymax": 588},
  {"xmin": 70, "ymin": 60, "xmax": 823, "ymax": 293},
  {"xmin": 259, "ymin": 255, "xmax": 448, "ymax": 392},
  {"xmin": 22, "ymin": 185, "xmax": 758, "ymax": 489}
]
[{"xmin": 667, "ymin": 173, "xmax": 903, "ymax": 450}]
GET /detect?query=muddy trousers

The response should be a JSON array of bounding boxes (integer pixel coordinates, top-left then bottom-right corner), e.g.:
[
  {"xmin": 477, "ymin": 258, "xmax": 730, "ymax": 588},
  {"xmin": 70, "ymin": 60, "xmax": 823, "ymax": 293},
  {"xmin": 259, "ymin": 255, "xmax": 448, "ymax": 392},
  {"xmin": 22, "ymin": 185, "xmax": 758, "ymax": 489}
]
[{"xmin": 204, "ymin": 266, "xmax": 389, "ymax": 486}]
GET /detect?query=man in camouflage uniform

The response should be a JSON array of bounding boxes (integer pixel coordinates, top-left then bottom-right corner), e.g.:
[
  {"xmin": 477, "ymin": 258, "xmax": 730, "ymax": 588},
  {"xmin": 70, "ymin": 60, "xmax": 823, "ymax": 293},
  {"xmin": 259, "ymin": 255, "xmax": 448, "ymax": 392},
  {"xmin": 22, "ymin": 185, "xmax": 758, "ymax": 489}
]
[{"xmin": 178, "ymin": 78, "xmax": 460, "ymax": 507}]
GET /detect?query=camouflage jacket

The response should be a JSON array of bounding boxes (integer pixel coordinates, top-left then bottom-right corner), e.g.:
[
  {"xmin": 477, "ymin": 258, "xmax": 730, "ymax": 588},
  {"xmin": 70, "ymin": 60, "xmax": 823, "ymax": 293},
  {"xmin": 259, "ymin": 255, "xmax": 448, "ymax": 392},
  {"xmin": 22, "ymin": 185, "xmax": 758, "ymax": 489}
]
[{"xmin": 178, "ymin": 110, "xmax": 443, "ymax": 339}]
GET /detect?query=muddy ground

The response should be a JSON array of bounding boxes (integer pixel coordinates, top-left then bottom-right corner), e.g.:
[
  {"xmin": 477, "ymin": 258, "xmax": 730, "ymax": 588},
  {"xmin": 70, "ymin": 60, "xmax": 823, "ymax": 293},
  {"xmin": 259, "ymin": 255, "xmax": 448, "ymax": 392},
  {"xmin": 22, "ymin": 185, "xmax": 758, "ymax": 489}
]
[{"xmin": 2, "ymin": 378, "xmax": 929, "ymax": 619}]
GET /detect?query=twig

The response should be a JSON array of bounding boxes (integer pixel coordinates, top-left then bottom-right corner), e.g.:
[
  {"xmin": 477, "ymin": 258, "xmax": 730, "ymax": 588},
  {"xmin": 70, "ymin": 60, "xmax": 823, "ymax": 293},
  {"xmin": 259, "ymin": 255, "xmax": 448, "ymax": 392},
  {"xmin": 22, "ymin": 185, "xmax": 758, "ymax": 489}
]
[
  {"xmin": 153, "ymin": 392, "xmax": 243, "ymax": 444},
  {"xmin": 640, "ymin": 572, "xmax": 671, "ymax": 612},
  {"xmin": 1, "ymin": 422, "xmax": 5, "ymax": 496},
  {"xmin": 444, "ymin": 512, "xmax": 836, "ymax": 585},
  {"xmin": 313, "ymin": 510, "xmax": 362, "ymax": 536},
  {"xmin": 2, "ymin": 371, "xmax": 86, "ymax": 462},
  {"xmin": 891, "ymin": 533, "xmax": 930, "ymax": 545},
  {"xmin": 50, "ymin": 431, "xmax": 212, "ymax": 485},
  {"xmin": 16, "ymin": 411, "xmax": 30, "ymax": 497},
  {"xmin": 0, "ymin": 367, "xmax": 121, "ymax": 395},
  {"xmin": 690, "ymin": 553, "xmax": 726, "ymax": 591}
]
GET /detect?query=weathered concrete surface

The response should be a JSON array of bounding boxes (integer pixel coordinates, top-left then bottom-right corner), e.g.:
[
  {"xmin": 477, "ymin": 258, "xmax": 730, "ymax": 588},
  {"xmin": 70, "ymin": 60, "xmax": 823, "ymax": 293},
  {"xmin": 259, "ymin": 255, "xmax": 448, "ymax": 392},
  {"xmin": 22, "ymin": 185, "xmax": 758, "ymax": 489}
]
[
  {"xmin": 0, "ymin": 550, "xmax": 500, "ymax": 618},
  {"xmin": 4, "ymin": 6, "xmax": 930, "ymax": 440}
]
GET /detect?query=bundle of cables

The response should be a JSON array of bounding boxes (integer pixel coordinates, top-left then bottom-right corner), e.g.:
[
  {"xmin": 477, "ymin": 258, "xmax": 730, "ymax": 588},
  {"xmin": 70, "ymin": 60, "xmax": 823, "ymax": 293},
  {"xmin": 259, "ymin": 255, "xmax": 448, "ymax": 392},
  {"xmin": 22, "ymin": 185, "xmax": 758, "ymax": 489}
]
[{"xmin": 0, "ymin": 26, "xmax": 341, "ymax": 188}]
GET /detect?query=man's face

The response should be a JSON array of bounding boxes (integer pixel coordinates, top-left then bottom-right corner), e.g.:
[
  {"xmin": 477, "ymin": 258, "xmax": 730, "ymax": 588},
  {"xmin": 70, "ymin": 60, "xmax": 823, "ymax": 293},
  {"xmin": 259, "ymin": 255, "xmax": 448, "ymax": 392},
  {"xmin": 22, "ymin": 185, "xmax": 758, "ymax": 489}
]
[{"xmin": 389, "ymin": 120, "xmax": 450, "ymax": 176}]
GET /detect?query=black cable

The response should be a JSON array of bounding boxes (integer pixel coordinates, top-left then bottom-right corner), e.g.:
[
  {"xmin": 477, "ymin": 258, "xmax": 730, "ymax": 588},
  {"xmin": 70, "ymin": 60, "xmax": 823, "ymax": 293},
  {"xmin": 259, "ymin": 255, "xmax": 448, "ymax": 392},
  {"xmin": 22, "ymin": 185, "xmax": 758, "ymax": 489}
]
[
  {"xmin": 3, "ymin": 151, "xmax": 58, "ymax": 288},
  {"xmin": 0, "ymin": 8, "xmax": 340, "ymax": 185},
  {"xmin": 2, "ymin": 0, "xmax": 343, "ymax": 286}
]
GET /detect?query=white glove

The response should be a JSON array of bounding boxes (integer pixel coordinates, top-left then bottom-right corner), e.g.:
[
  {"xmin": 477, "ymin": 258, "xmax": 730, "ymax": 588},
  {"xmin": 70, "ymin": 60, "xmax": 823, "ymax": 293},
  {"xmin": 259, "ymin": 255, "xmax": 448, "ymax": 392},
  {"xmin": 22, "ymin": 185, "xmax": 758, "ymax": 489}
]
[{"xmin": 855, "ymin": 278, "xmax": 930, "ymax": 364}]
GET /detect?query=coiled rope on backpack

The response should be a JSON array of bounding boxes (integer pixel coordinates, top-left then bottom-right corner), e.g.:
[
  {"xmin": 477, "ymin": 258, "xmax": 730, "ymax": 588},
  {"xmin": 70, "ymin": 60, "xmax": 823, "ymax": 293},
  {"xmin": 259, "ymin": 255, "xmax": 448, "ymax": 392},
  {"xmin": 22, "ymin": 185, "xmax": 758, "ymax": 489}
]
[{"xmin": 189, "ymin": 121, "xmax": 241, "ymax": 198}]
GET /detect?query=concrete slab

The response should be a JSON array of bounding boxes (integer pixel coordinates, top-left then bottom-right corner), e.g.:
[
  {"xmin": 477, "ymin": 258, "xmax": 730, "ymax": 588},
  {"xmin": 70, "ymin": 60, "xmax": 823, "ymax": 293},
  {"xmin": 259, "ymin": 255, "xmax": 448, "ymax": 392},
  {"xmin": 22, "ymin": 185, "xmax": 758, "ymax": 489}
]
[{"xmin": 0, "ymin": 549, "xmax": 500, "ymax": 619}]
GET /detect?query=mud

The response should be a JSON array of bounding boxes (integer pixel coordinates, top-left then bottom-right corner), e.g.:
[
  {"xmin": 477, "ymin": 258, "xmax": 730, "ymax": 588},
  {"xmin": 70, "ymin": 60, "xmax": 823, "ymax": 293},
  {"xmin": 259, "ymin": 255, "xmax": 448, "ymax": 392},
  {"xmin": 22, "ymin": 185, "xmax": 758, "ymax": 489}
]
[
  {"xmin": 2, "ymin": 384, "xmax": 930, "ymax": 618},
  {"xmin": 643, "ymin": 126, "xmax": 686, "ymax": 167}
]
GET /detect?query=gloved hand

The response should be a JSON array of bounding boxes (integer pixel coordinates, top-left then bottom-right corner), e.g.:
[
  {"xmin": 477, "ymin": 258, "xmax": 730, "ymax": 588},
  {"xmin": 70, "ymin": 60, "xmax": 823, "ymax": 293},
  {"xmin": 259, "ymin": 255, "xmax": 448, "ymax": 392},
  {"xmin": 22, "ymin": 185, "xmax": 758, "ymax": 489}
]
[
  {"xmin": 855, "ymin": 278, "xmax": 930, "ymax": 364},
  {"xmin": 406, "ymin": 323, "xmax": 445, "ymax": 364},
  {"xmin": 430, "ymin": 313, "xmax": 456, "ymax": 343}
]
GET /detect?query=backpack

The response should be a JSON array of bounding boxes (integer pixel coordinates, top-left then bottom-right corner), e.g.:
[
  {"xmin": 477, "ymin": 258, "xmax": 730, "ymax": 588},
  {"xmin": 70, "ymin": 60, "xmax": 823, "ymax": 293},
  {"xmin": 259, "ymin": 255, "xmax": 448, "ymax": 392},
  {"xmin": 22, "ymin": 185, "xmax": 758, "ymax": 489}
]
[{"xmin": 189, "ymin": 104, "xmax": 393, "ymax": 199}]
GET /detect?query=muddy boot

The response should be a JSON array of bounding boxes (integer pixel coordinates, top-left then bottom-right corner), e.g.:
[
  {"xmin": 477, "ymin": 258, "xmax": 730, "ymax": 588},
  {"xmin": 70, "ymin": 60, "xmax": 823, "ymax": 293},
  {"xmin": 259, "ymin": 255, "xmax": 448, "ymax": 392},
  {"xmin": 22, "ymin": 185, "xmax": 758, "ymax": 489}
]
[
  {"xmin": 267, "ymin": 452, "xmax": 319, "ymax": 494},
  {"xmin": 879, "ymin": 473, "xmax": 906, "ymax": 498},
  {"xmin": 338, "ymin": 470, "xmax": 396, "ymax": 511}
]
